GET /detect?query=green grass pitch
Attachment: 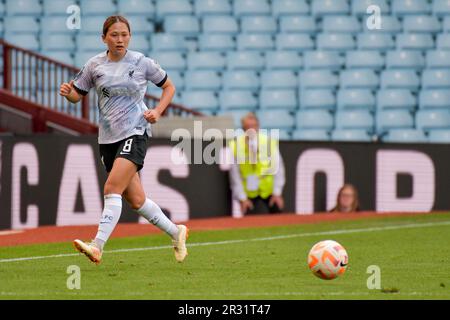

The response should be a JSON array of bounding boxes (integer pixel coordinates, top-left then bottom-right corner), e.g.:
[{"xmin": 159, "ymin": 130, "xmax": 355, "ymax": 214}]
[{"xmin": 1, "ymin": 213, "xmax": 450, "ymax": 300}]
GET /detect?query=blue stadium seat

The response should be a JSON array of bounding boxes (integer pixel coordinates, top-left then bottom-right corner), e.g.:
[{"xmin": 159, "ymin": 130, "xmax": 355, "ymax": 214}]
[
  {"xmin": 419, "ymin": 90, "xmax": 450, "ymax": 110},
  {"xmin": 6, "ymin": 0, "xmax": 41, "ymax": 16},
  {"xmin": 184, "ymin": 71, "xmax": 222, "ymax": 90},
  {"xmin": 276, "ymin": 34, "xmax": 314, "ymax": 51},
  {"xmin": 222, "ymin": 110, "xmax": 254, "ymax": 127},
  {"xmin": 323, "ymin": 16, "xmax": 361, "ymax": 34},
  {"xmin": 42, "ymin": 0, "xmax": 74, "ymax": 16},
  {"xmin": 3, "ymin": 17, "xmax": 39, "ymax": 34},
  {"xmin": 311, "ymin": 0, "xmax": 349, "ymax": 16},
  {"xmin": 117, "ymin": 0, "xmax": 155, "ymax": 17},
  {"xmin": 279, "ymin": 16, "xmax": 317, "ymax": 34},
  {"xmin": 357, "ymin": 33, "xmax": 395, "ymax": 50},
  {"xmin": 76, "ymin": 16, "xmax": 105, "ymax": 34},
  {"xmin": 428, "ymin": 129, "xmax": 450, "ymax": 143},
  {"xmin": 202, "ymin": 16, "xmax": 239, "ymax": 34},
  {"xmin": 76, "ymin": 34, "xmax": 107, "ymax": 52},
  {"xmin": 152, "ymin": 34, "xmax": 188, "ymax": 52},
  {"xmin": 300, "ymin": 90, "xmax": 335, "ymax": 110},
  {"xmin": 385, "ymin": 51, "xmax": 425, "ymax": 70},
  {"xmin": 427, "ymin": 50, "xmax": 450, "ymax": 69},
  {"xmin": 4, "ymin": 33, "xmax": 39, "ymax": 51},
  {"xmin": 433, "ymin": 0, "xmax": 450, "ymax": 17},
  {"xmin": 79, "ymin": 0, "xmax": 117, "ymax": 16},
  {"xmin": 258, "ymin": 110, "xmax": 295, "ymax": 129},
  {"xmin": 332, "ymin": 129, "xmax": 373, "ymax": 142},
  {"xmin": 396, "ymin": 34, "xmax": 434, "ymax": 51},
  {"xmin": 436, "ymin": 34, "xmax": 450, "ymax": 50},
  {"xmin": 156, "ymin": 0, "xmax": 193, "ymax": 19},
  {"xmin": 126, "ymin": 16, "xmax": 155, "ymax": 34},
  {"xmin": 421, "ymin": 70, "xmax": 450, "ymax": 89},
  {"xmin": 403, "ymin": 15, "xmax": 441, "ymax": 34},
  {"xmin": 261, "ymin": 70, "xmax": 297, "ymax": 89},
  {"xmin": 0, "ymin": 3, "xmax": 4, "ymax": 16},
  {"xmin": 234, "ymin": 0, "xmax": 271, "ymax": 17},
  {"xmin": 362, "ymin": 16, "xmax": 401, "ymax": 34},
  {"xmin": 377, "ymin": 90, "xmax": 416, "ymax": 110},
  {"xmin": 292, "ymin": 129, "xmax": 330, "ymax": 141},
  {"xmin": 237, "ymin": 34, "xmax": 275, "ymax": 51},
  {"xmin": 260, "ymin": 89, "xmax": 297, "ymax": 109},
  {"xmin": 40, "ymin": 16, "xmax": 75, "ymax": 34},
  {"xmin": 376, "ymin": 110, "xmax": 414, "ymax": 133},
  {"xmin": 165, "ymin": 71, "xmax": 184, "ymax": 91},
  {"xmin": 227, "ymin": 51, "xmax": 265, "ymax": 70},
  {"xmin": 296, "ymin": 110, "xmax": 334, "ymax": 130},
  {"xmin": 352, "ymin": 0, "xmax": 390, "ymax": 16},
  {"xmin": 277, "ymin": 130, "xmax": 292, "ymax": 141},
  {"xmin": 195, "ymin": 0, "xmax": 232, "ymax": 16},
  {"xmin": 199, "ymin": 34, "xmax": 236, "ymax": 51},
  {"xmin": 220, "ymin": 90, "xmax": 258, "ymax": 110},
  {"xmin": 241, "ymin": 16, "xmax": 277, "ymax": 34},
  {"xmin": 265, "ymin": 51, "xmax": 303, "ymax": 70},
  {"xmin": 75, "ymin": 51, "xmax": 97, "ymax": 68},
  {"xmin": 182, "ymin": 90, "xmax": 219, "ymax": 110},
  {"xmin": 164, "ymin": 16, "xmax": 200, "ymax": 36},
  {"xmin": 416, "ymin": 110, "xmax": 450, "ymax": 130},
  {"xmin": 380, "ymin": 70, "xmax": 420, "ymax": 91},
  {"xmin": 41, "ymin": 34, "xmax": 76, "ymax": 51},
  {"xmin": 299, "ymin": 70, "xmax": 339, "ymax": 90},
  {"xmin": 128, "ymin": 34, "xmax": 151, "ymax": 52},
  {"xmin": 337, "ymin": 89, "xmax": 376, "ymax": 110},
  {"xmin": 272, "ymin": 0, "xmax": 309, "ymax": 17},
  {"xmin": 149, "ymin": 52, "xmax": 186, "ymax": 71},
  {"xmin": 392, "ymin": 0, "xmax": 430, "ymax": 16},
  {"xmin": 383, "ymin": 129, "xmax": 427, "ymax": 143},
  {"xmin": 443, "ymin": 17, "xmax": 450, "ymax": 32},
  {"xmin": 187, "ymin": 52, "xmax": 226, "ymax": 71},
  {"xmin": 340, "ymin": 70, "xmax": 379, "ymax": 90},
  {"xmin": 222, "ymin": 71, "xmax": 260, "ymax": 91},
  {"xmin": 304, "ymin": 51, "xmax": 343, "ymax": 70},
  {"xmin": 345, "ymin": 51, "xmax": 385, "ymax": 70},
  {"xmin": 316, "ymin": 34, "xmax": 355, "ymax": 52}
]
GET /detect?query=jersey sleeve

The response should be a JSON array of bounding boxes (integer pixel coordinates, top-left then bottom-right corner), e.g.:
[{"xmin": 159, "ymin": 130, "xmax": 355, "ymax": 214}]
[
  {"xmin": 72, "ymin": 61, "xmax": 94, "ymax": 96},
  {"xmin": 143, "ymin": 57, "xmax": 168, "ymax": 87}
]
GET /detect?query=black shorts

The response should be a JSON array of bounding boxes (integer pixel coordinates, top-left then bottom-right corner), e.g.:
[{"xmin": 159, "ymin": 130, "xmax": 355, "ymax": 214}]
[{"xmin": 99, "ymin": 133, "xmax": 149, "ymax": 173}]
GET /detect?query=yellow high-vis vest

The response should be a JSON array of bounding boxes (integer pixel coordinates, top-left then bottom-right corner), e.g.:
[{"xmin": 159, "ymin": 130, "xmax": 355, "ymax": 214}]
[{"xmin": 229, "ymin": 133, "xmax": 278, "ymax": 199}]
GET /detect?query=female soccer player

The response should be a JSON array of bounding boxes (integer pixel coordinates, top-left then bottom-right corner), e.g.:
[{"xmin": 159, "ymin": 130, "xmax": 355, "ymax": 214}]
[{"xmin": 59, "ymin": 16, "xmax": 188, "ymax": 264}]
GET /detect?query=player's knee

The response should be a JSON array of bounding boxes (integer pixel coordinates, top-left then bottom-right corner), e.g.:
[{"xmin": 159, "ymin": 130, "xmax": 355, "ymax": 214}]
[{"xmin": 104, "ymin": 181, "xmax": 122, "ymax": 195}]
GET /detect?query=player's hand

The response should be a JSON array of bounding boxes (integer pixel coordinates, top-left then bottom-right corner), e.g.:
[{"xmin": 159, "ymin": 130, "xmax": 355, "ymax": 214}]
[
  {"xmin": 269, "ymin": 195, "xmax": 284, "ymax": 210},
  {"xmin": 143, "ymin": 109, "xmax": 161, "ymax": 124},
  {"xmin": 59, "ymin": 80, "xmax": 74, "ymax": 97},
  {"xmin": 240, "ymin": 199, "xmax": 254, "ymax": 214}
]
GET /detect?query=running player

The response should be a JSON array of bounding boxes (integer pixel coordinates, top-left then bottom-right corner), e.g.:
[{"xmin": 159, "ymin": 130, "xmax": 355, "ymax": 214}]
[{"xmin": 59, "ymin": 15, "xmax": 188, "ymax": 264}]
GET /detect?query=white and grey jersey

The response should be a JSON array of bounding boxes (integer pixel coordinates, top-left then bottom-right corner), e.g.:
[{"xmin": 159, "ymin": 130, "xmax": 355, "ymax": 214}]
[{"xmin": 73, "ymin": 50, "xmax": 167, "ymax": 144}]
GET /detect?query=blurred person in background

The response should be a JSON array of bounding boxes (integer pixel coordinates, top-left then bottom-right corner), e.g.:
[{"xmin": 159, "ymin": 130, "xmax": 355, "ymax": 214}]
[
  {"xmin": 330, "ymin": 184, "xmax": 360, "ymax": 213},
  {"xmin": 229, "ymin": 112, "xmax": 286, "ymax": 215}
]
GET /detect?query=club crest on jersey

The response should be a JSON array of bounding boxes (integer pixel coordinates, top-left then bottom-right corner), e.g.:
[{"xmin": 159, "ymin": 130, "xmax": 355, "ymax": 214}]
[{"xmin": 128, "ymin": 69, "xmax": 135, "ymax": 79}]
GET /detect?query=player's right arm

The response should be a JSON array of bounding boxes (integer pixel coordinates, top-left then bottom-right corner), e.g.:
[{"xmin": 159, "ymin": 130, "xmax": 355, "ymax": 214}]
[{"xmin": 59, "ymin": 80, "xmax": 82, "ymax": 103}]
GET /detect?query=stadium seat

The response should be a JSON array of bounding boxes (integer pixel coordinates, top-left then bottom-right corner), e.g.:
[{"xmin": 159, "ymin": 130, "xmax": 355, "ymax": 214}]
[
  {"xmin": 292, "ymin": 129, "xmax": 330, "ymax": 141},
  {"xmin": 331, "ymin": 129, "xmax": 373, "ymax": 142},
  {"xmin": 299, "ymin": 70, "xmax": 339, "ymax": 90},
  {"xmin": 164, "ymin": 16, "xmax": 200, "ymax": 36},
  {"xmin": 357, "ymin": 33, "xmax": 395, "ymax": 51},
  {"xmin": 421, "ymin": 70, "xmax": 450, "ymax": 89},
  {"xmin": 222, "ymin": 71, "xmax": 260, "ymax": 91},
  {"xmin": 156, "ymin": 0, "xmax": 193, "ymax": 19},
  {"xmin": 416, "ymin": 110, "xmax": 450, "ymax": 130},
  {"xmin": 75, "ymin": 51, "xmax": 98, "ymax": 68},
  {"xmin": 380, "ymin": 70, "xmax": 420, "ymax": 91},
  {"xmin": 6, "ymin": 0, "xmax": 41, "ymax": 16},
  {"xmin": 322, "ymin": 16, "xmax": 361, "ymax": 34},
  {"xmin": 43, "ymin": 0, "xmax": 74, "ymax": 15},
  {"xmin": 337, "ymin": 89, "xmax": 376, "ymax": 110},
  {"xmin": 436, "ymin": 34, "xmax": 450, "ymax": 50},
  {"xmin": 227, "ymin": 51, "xmax": 265, "ymax": 70},
  {"xmin": 362, "ymin": 16, "xmax": 401, "ymax": 34},
  {"xmin": 300, "ymin": 90, "xmax": 335, "ymax": 110},
  {"xmin": 277, "ymin": 130, "xmax": 292, "ymax": 141},
  {"xmin": 222, "ymin": 109, "xmax": 254, "ymax": 127},
  {"xmin": 237, "ymin": 34, "xmax": 275, "ymax": 51},
  {"xmin": 376, "ymin": 110, "xmax": 414, "ymax": 133},
  {"xmin": 220, "ymin": 90, "xmax": 258, "ymax": 110},
  {"xmin": 148, "ymin": 52, "xmax": 186, "ymax": 71},
  {"xmin": 184, "ymin": 71, "xmax": 222, "ymax": 90},
  {"xmin": 126, "ymin": 34, "xmax": 151, "ymax": 52},
  {"xmin": 151, "ymin": 34, "xmax": 188, "ymax": 52},
  {"xmin": 433, "ymin": 0, "xmax": 450, "ymax": 17},
  {"xmin": 316, "ymin": 34, "xmax": 355, "ymax": 52},
  {"xmin": 241, "ymin": 16, "xmax": 277, "ymax": 34},
  {"xmin": 75, "ymin": 34, "xmax": 108, "ymax": 52},
  {"xmin": 202, "ymin": 16, "xmax": 239, "ymax": 34},
  {"xmin": 199, "ymin": 34, "xmax": 236, "ymax": 51},
  {"xmin": 419, "ymin": 90, "xmax": 450, "ymax": 110},
  {"xmin": 296, "ymin": 110, "xmax": 334, "ymax": 130},
  {"xmin": 340, "ymin": 70, "xmax": 379, "ymax": 90},
  {"xmin": 392, "ymin": 0, "xmax": 430, "ymax": 16},
  {"xmin": 233, "ymin": 0, "xmax": 271, "ymax": 17},
  {"xmin": 396, "ymin": 34, "xmax": 434, "ymax": 51},
  {"xmin": 259, "ymin": 89, "xmax": 297, "ymax": 109},
  {"xmin": 165, "ymin": 71, "xmax": 184, "ymax": 90},
  {"xmin": 76, "ymin": 16, "xmax": 105, "ymax": 34},
  {"xmin": 258, "ymin": 110, "xmax": 295, "ymax": 129},
  {"xmin": 345, "ymin": 51, "xmax": 384, "ymax": 70},
  {"xmin": 443, "ymin": 17, "xmax": 450, "ymax": 32},
  {"xmin": 276, "ymin": 34, "xmax": 314, "ymax": 51},
  {"xmin": 41, "ymin": 34, "xmax": 76, "ymax": 51},
  {"xmin": 4, "ymin": 33, "xmax": 39, "ymax": 51},
  {"xmin": 40, "ymin": 16, "xmax": 75, "ymax": 34},
  {"xmin": 352, "ymin": 0, "xmax": 390, "ymax": 16},
  {"xmin": 428, "ymin": 129, "xmax": 450, "ymax": 143},
  {"xmin": 79, "ymin": 0, "xmax": 117, "ymax": 16},
  {"xmin": 187, "ymin": 52, "xmax": 226, "ymax": 70},
  {"xmin": 182, "ymin": 91, "xmax": 219, "ymax": 110},
  {"xmin": 385, "ymin": 51, "xmax": 425, "ymax": 70},
  {"xmin": 195, "ymin": 0, "xmax": 232, "ymax": 16},
  {"xmin": 303, "ymin": 51, "xmax": 343, "ymax": 70},
  {"xmin": 311, "ymin": 0, "xmax": 349, "ymax": 16},
  {"xmin": 3, "ymin": 17, "xmax": 39, "ymax": 34},
  {"xmin": 261, "ymin": 70, "xmax": 297, "ymax": 89},
  {"xmin": 265, "ymin": 51, "xmax": 303, "ymax": 71},
  {"xmin": 383, "ymin": 129, "xmax": 427, "ymax": 143},
  {"xmin": 126, "ymin": 16, "xmax": 155, "ymax": 34},
  {"xmin": 403, "ymin": 16, "xmax": 441, "ymax": 34},
  {"xmin": 117, "ymin": 0, "xmax": 155, "ymax": 17},
  {"xmin": 272, "ymin": 0, "xmax": 309, "ymax": 17},
  {"xmin": 279, "ymin": 16, "xmax": 317, "ymax": 34},
  {"xmin": 377, "ymin": 90, "xmax": 416, "ymax": 111}
]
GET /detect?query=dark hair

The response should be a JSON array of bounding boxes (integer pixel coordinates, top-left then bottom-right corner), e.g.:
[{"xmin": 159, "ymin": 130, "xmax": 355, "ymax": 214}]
[
  {"xmin": 102, "ymin": 15, "xmax": 131, "ymax": 36},
  {"xmin": 330, "ymin": 184, "xmax": 360, "ymax": 213}
]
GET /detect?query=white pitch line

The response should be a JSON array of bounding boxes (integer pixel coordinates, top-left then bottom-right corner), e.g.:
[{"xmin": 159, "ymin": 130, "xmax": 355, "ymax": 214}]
[{"xmin": 0, "ymin": 220, "xmax": 449, "ymax": 264}]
